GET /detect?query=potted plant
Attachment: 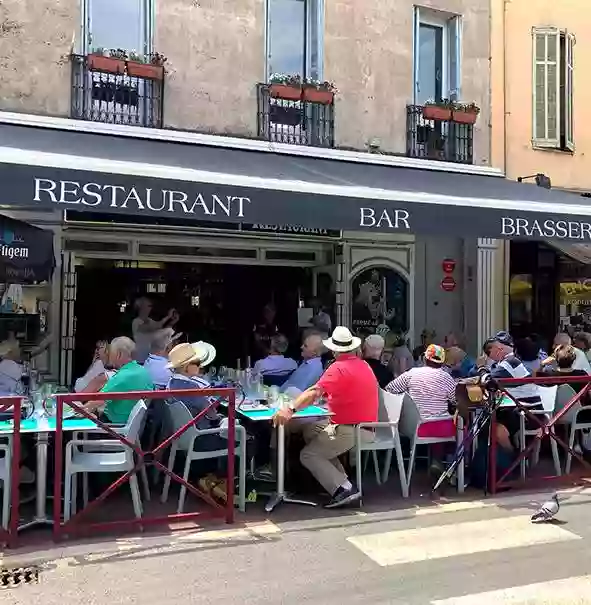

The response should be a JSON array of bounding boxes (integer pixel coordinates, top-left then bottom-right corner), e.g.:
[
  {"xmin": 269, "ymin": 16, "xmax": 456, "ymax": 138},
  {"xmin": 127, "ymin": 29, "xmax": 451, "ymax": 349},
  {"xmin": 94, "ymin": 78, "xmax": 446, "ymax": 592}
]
[
  {"xmin": 302, "ymin": 79, "xmax": 337, "ymax": 104},
  {"xmin": 126, "ymin": 52, "xmax": 167, "ymax": 81},
  {"xmin": 87, "ymin": 48, "xmax": 126, "ymax": 74},
  {"xmin": 268, "ymin": 74, "xmax": 303, "ymax": 101},
  {"xmin": 451, "ymin": 102, "xmax": 480, "ymax": 125},
  {"xmin": 422, "ymin": 99, "xmax": 453, "ymax": 121}
]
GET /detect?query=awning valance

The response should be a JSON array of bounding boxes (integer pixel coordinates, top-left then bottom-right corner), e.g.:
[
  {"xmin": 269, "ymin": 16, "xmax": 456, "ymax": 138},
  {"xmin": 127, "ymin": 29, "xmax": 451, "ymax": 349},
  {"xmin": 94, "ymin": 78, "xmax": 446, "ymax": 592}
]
[{"xmin": 1, "ymin": 123, "xmax": 590, "ymax": 242}]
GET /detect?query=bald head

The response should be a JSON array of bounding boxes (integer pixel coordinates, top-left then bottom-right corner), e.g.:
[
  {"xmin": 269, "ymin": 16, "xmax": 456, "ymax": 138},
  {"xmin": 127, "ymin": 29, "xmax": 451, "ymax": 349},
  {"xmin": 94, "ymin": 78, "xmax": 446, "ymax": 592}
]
[{"xmin": 301, "ymin": 333, "xmax": 323, "ymax": 360}]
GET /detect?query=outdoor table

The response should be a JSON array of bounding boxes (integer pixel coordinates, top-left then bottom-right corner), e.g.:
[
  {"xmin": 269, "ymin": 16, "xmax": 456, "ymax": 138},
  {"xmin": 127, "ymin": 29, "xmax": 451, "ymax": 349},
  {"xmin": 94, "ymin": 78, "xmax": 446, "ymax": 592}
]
[
  {"xmin": 0, "ymin": 415, "xmax": 100, "ymax": 531},
  {"xmin": 232, "ymin": 400, "xmax": 332, "ymax": 512}
]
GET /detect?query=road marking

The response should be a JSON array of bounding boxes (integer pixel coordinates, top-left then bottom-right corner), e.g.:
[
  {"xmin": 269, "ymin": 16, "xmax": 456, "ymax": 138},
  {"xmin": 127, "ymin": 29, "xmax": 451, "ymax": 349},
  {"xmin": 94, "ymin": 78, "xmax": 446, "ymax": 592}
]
[
  {"xmin": 432, "ymin": 575, "xmax": 591, "ymax": 604},
  {"xmin": 347, "ymin": 515, "xmax": 580, "ymax": 567}
]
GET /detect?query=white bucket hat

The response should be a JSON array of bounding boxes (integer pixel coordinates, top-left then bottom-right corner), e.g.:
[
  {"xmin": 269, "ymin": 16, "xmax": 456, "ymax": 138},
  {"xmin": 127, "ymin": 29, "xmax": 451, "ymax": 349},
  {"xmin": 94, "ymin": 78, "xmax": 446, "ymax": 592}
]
[
  {"xmin": 166, "ymin": 341, "xmax": 216, "ymax": 369},
  {"xmin": 322, "ymin": 326, "xmax": 361, "ymax": 353}
]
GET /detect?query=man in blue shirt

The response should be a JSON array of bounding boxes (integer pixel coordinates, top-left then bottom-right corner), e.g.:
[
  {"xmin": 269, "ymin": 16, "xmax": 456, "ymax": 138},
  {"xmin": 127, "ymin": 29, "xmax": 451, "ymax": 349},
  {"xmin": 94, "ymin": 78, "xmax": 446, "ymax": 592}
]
[{"xmin": 282, "ymin": 332, "xmax": 325, "ymax": 393}]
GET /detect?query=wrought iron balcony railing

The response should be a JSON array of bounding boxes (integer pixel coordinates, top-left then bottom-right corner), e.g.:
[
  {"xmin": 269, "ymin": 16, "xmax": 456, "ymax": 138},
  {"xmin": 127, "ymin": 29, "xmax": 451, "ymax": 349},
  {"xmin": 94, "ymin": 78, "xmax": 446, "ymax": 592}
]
[
  {"xmin": 256, "ymin": 84, "xmax": 335, "ymax": 148},
  {"xmin": 70, "ymin": 54, "xmax": 164, "ymax": 128},
  {"xmin": 406, "ymin": 105, "xmax": 474, "ymax": 164}
]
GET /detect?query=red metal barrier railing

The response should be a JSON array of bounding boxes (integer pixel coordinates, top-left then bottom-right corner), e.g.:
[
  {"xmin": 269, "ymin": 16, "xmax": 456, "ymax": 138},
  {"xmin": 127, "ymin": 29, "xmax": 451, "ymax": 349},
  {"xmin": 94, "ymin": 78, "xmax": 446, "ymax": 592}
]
[
  {"xmin": 0, "ymin": 396, "xmax": 22, "ymax": 548},
  {"xmin": 52, "ymin": 387, "xmax": 236, "ymax": 541},
  {"xmin": 489, "ymin": 374, "xmax": 591, "ymax": 494}
]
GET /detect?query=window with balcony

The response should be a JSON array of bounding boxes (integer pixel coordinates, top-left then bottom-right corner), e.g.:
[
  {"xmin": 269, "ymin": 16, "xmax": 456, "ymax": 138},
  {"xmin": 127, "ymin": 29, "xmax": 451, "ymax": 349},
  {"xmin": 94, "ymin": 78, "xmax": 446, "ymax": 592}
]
[
  {"xmin": 258, "ymin": 0, "xmax": 333, "ymax": 147},
  {"xmin": 71, "ymin": 0, "xmax": 162, "ymax": 128},
  {"xmin": 532, "ymin": 27, "xmax": 575, "ymax": 152},
  {"xmin": 407, "ymin": 8, "xmax": 472, "ymax": 163}
]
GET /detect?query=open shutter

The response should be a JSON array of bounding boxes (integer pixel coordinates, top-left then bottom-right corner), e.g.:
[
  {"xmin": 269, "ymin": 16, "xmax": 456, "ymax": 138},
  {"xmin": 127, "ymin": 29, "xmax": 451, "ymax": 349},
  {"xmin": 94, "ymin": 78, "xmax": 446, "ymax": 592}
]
[
  {"xmin": 59, "ymin": 252, "xmax": 77, "ymax": 388},
  {"xmin": 447, "ymin": 15, "xmax": 462, "ymax": 101},
  {"xmin": 306, "ymin": 0, "xmax": 323, "ymax": 80},
  {"xmin": 412, "ymin": 6, "xmax": 421, "ymax": 103},
  {"xmin": 564, "ymin": 32, "xmax": 575, "ymax": 151},
  {"xmin": 532, "ymin": 27, "xmax": 560, "ymax": 148}
]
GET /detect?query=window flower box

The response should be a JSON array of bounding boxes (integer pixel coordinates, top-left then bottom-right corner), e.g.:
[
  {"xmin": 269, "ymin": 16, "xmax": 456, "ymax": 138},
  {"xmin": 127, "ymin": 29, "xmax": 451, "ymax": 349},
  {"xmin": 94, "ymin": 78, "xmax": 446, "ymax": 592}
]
[
  {"xmin": 302, "ymin": 87, "xmax": 334, "ymax": 105},
  {"xmin": 269, "ymin": 83, "xmax": 303, "ymax": 101},
  {"xmin": 87, "ymin": 53, "xmax": 125, "ymax": 74},
  {"xmin": 422, "ymin": 105, "xmax": 452, "ymax": 121},
  {"xmin": 451, "ymin": 109, "xmax": 479, "ymax": 125},
  {"xmin": 126, "ymin": 60, "xmax": 165, "ymax": 81}
]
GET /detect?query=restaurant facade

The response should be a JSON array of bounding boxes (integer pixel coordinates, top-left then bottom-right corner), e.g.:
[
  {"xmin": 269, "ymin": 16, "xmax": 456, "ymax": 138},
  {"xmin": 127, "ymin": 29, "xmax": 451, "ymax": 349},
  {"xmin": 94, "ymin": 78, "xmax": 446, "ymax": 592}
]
[{"xmin": 2, "ymin": 113, "xmax": 591, "ymax": 386}]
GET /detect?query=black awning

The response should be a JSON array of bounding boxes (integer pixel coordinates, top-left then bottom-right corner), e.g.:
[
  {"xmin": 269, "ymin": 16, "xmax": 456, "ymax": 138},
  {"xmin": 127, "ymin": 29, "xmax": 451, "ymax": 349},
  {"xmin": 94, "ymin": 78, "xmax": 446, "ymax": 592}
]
[
  {"xmin": 0, "ymin": 214, "xmax": 54, "ymax": 283},
  {"xmin": 1, "ymin": 123, "xmax": 591, "ymax": 242}
]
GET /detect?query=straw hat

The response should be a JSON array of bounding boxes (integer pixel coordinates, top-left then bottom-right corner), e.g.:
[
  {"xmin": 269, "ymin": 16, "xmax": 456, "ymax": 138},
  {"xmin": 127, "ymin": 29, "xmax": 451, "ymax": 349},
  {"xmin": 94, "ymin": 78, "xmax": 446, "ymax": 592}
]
[
  {"xmin": 0, "ymin": 339, "xmax": 20, "ymax": 358},
  {"xmin": 323, "ymin": 326, "xmax": 361, "ymax": 353},
  {"xmin": 166, "ymin": 341, "xmax": 216, "ymax": 370}
]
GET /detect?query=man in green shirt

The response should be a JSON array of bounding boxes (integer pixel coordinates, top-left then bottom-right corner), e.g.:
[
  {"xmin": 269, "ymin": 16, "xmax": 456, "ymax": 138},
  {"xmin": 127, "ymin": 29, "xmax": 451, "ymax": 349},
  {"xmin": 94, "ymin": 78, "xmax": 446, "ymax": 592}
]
[{"xmin": 83, "ymin": 336, "xmax": 154, "ymax": 424}]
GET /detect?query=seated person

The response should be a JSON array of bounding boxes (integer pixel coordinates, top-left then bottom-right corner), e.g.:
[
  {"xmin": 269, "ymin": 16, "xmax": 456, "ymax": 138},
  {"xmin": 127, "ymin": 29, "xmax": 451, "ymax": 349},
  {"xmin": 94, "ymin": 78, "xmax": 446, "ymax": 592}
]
[
  {"xmin": 476, "ymin": 331, "xmax": 541, "ymax": 446},
  {"xmin": 445, "ymin": 346, "xmax": 476, "ymax": 379},
  {"xmin": 143, "ymin": 328, "xmax": 175, "ymax": 389},
  {"xmin": 515, "ymin": 337, "xmax": 541, "ymax": 374},
  {"xmin": 83, "ymin": 336, "xmax": 154, "ymax": 424},
  {"xmin": 362, "ymin": 334, "xmax": 394, "ymax": 388},
  {"xmin": 74, "ymin": 340, "xmax": 109, "ymax": 393},
  {"xmin": 166, "ymin": 341, "xmax": 227, "ymax": 451},
  {"xmin": 273, "ymin": 326, "xmax": 378, "ymax": 509},
  {"xmin": 386, "ymin": 344, "xmax": 455, "ymax": 418},
  {"xmin": 281, "ymin": 332, "xmax": 325, "ymax": 394},
  {"xmin": 0, "ymin": 339, "xmax": 22, "ymax": 396},
  {"xmin": 537, "ymin": 344, "xmax": 591, "ymax": 412},
  {"xmin": 552, "ymin": 332, "xmax": 591, "ymax": 374},
  {"xmin": 253, "ymin": 334, "xmax": 297, "ymax": 382}
]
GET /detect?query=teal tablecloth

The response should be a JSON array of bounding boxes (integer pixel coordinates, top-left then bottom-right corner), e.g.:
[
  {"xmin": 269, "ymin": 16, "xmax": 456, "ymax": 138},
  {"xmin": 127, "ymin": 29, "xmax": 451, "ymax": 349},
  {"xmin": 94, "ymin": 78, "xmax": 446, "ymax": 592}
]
[{"xmin": 0, "ymin": 416, "xmax": 100, "ymax": 434}]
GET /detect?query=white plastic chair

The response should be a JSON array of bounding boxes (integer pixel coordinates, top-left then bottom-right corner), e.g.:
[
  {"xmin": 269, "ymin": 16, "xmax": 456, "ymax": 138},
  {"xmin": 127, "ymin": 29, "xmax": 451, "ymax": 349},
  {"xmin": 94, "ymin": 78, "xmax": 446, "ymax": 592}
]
[
  {"xmin": 517, "ymin": 385, "xmax": 561, "ymax": 479},
  {"xmin": 0, "ymin": 438, "xmax": 11, "ymax": 529},
  {"xmin": 354, "ymin": 390, "xmax": 408, "ymax": 500},
  {"xmin": 74, "ymin": 400, "xmax": 152, "ymax": 505},
  {"xmin": 64, "ymin": 400, "xmax": 148, "ymax": 522},
  {"xmin": 550, "ymin": 383, "xmax": 591, "ymax": 473},
  {"xmin": 398, "ymin": 395, "xmax": 459, "ymax": 494},
  {"xmin": 160, "ymin": 402, "xmax": 247, "ymax": 513}
]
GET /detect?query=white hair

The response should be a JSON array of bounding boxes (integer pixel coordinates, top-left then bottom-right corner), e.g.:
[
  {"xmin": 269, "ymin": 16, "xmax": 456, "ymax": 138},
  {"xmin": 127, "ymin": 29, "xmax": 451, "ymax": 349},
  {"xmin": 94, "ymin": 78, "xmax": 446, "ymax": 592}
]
[
  {"xmin": 364, "ymin": 334, "xmax": 385, "ymax": 359},
  {"xmin": 151, "ymin": 328, "xmax": 173, "ymax": 353},
  {"xmin": 110, "ymin": 336, "xmax": 136, "ymax": 359}
]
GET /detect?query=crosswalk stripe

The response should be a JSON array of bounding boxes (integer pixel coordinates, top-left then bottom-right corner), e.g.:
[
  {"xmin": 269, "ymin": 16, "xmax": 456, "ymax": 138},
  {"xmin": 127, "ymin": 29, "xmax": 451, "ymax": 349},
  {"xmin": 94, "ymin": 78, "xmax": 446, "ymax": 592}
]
[
  {"xmin": 347, "ymin": 515, "xmax": 580, "ymax": 567},
  {"xmin": 431, "ymin": 575, "xmax": 591, "ymax": 604}
]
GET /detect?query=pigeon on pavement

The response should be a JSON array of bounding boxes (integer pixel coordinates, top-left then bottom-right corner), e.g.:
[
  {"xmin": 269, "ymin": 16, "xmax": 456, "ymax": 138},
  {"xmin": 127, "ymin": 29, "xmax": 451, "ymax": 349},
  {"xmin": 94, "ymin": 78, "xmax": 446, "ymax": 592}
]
[{"xmin": 531, "ymin": 493, "xmax": 560, "ymax": 523}]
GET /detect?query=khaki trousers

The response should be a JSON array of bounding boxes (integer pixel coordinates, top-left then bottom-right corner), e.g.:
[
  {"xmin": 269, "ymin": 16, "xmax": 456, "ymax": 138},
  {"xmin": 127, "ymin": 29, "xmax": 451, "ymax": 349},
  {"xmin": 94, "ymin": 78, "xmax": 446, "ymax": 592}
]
[{"xmin": 299, "ymin": 424, "xmax": 374, "ymax": 496}]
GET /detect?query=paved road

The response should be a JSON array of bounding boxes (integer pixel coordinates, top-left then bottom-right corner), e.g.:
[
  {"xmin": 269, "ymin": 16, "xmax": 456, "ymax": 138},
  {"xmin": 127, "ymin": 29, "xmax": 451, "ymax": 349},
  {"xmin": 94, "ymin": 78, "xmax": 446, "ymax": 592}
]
[{"xmin": 3, "ymin": 488, "xmax": 591, "ymax": 604}]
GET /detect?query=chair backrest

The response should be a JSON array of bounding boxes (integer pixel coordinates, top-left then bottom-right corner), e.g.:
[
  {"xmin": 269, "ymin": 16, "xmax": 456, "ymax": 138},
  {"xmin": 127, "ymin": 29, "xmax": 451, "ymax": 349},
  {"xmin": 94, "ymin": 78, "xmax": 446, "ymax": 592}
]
[
  {"xmin": 125, "ymin": 400, "xmax": 148, "ymax": 443},
  {"xmin": 537, "ymin": 385, "xmax": 559, "ymax": 414},
  {"xmin": 167, "ymin": 400, "xmax": 199, "ymax": 452},
  {"xmin": 263, "ymin": 372, "xmax": 293, "ymax": 387},
  {"xmin": 554, "ymin": 383, "xmax": 580, "ymax": 424},
  {"xmin": 398, "ymin": 394, "xmax": 421, "ymax": 438},
  {"xmin": 378, "ymin": 390, "xmax": 404, "ymax": 439}
]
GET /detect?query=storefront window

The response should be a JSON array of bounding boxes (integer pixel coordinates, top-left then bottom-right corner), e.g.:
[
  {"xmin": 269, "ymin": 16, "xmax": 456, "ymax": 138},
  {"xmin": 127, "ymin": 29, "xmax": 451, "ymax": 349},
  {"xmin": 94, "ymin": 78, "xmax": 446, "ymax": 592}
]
[
  {"xmin": 351, "ymin": 267, "xmax": 408, "ymax": 338},
  {"xmin": 509, "ymin": 274, "xmax": 533, "ymax": 328}
]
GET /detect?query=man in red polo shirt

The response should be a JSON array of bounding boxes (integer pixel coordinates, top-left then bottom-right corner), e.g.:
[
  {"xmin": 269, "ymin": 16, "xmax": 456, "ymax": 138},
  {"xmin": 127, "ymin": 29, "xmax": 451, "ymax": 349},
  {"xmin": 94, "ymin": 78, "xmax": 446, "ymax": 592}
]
[{"xmin": 273, "ymin": 326, "xmax": 378, "ymax": 508}]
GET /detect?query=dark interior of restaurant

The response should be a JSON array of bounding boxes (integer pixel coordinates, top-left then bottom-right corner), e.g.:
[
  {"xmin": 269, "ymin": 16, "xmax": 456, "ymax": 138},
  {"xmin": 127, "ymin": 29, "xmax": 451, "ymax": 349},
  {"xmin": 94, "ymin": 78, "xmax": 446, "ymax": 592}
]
[{"xmin": 72, "ymin": 259, "xmax": 327, "ymax": 379}]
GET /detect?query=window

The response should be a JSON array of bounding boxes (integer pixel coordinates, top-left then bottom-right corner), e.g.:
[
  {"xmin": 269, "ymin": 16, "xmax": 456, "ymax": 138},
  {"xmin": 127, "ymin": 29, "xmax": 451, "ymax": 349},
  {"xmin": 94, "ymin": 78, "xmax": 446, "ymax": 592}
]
[
  {"xmin": 532, "ymin": 27, "xmax": 575, "ymax": 151},
  {"xmin": 413, "ymin": 7, "xmax": 462, "ymax": 105},
  {"xmin": 82, "ymin": 0, "xmax": 152, "ymax": 54},
  {"xmin": 266, "ymin": 0, "xmax": 323, "ymax": 80}
]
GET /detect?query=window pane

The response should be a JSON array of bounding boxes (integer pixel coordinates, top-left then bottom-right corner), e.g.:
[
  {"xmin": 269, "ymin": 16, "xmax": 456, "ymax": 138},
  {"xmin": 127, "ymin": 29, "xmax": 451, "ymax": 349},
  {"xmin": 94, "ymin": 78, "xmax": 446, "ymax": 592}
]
[
  {"xmin": 91, "ymin": 0, "xmax": 143, "ymax": 52},
  {"xmin": 546, "ymin": 34, "xmax": 557, "ymax": 62},
  {"xmin": 535, "ymin": 34, "xmax": 546, "ymax": 61},
  {"xmin": 417, "ymin": 24, "xmax": 443, "ymax": 104},
  {"xmin": 268, "ymin": 0, "xmax": 305, "ymax": 76},
  {"xmin": 535, "ymin": 64, "xmax": 546, "ymax": 139},
  {"xmin": 547, "ymin": 63, "xmax": 558, "ymax": 139}
]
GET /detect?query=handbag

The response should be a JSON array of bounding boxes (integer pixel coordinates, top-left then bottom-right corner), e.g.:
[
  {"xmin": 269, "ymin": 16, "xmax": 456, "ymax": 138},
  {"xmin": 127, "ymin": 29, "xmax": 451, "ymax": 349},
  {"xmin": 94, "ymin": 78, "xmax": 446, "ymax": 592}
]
[{"xmin": 454, "ymin": 377, "xmax": 487, "ymax": 421}]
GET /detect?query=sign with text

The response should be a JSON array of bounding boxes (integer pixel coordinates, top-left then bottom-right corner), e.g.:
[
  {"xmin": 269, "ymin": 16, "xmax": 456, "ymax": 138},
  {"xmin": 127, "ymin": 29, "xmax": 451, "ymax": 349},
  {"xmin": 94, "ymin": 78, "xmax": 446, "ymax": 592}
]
[{"xmin": 0, "ymin": 163, "xmax": 589, "ymax": 242}]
